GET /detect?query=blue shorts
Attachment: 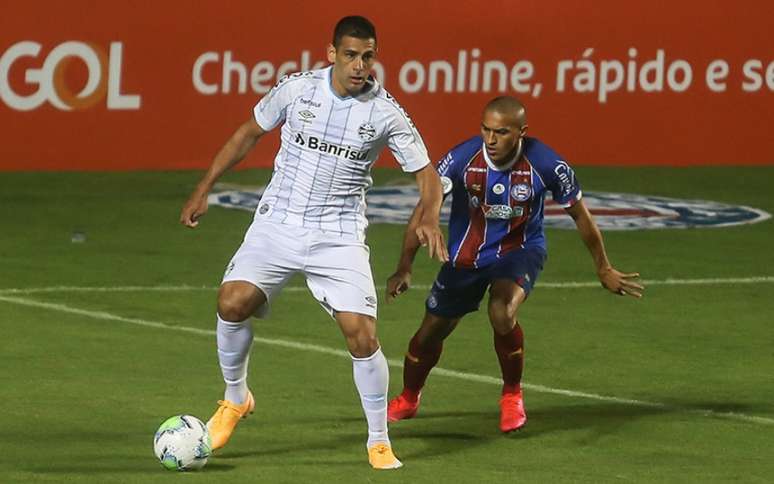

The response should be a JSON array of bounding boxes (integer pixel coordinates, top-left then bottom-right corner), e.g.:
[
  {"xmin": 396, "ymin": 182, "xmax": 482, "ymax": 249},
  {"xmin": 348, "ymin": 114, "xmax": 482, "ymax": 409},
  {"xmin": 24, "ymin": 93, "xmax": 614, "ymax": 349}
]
[{"xmin": 425, "ymin": 247, "xmax": 547, "ymax": 319}]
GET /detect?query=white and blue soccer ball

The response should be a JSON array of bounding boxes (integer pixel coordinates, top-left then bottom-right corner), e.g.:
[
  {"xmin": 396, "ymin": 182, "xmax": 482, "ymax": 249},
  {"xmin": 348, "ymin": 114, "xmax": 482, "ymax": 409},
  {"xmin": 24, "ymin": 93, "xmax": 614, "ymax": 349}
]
[{"xmin": 153, "ymin": 415, "xmax": 212, "ymax": 471}]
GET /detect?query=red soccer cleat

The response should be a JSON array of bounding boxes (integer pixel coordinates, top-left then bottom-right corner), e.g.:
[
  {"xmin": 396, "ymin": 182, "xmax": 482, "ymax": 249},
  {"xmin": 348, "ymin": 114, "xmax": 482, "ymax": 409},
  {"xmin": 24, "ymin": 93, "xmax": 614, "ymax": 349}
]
[
  {"xmin": 499, "ymin": 390, "xmax": 527, "ymax": 432},
  {"xmin": 387, "ymin": 393, "xmax": 420, "ymax": 422}
]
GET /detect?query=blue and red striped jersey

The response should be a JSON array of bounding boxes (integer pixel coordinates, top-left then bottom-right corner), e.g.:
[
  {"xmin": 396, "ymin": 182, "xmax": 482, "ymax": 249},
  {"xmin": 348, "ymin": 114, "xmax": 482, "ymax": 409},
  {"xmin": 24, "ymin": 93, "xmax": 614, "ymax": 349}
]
[{"xmin": 437, "ymin": 136, "xmax": 582, "ymax": 269}]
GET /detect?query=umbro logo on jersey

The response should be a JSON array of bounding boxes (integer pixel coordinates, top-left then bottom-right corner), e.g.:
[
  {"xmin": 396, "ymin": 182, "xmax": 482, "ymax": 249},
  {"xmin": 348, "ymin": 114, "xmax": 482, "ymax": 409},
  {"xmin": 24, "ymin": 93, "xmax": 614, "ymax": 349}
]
[
  {"xmin": 298, "ymin": 110, "xmax": 316, "ymax": 122},
  {"xmin": 294, "ymin": 133, "xmax": 370, "ymax": 161}
]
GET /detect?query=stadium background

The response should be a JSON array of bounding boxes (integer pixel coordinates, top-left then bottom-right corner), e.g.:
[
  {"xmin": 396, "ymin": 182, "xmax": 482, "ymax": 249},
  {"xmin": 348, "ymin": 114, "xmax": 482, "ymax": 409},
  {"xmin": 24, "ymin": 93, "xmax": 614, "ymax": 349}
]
[
  {"xmin": 2, "ymin": 2, "xmax": 773, "ymax": 482},
  {"xmin": 1, "ymin": 0, "xmax": 773, "ymax": 170}
]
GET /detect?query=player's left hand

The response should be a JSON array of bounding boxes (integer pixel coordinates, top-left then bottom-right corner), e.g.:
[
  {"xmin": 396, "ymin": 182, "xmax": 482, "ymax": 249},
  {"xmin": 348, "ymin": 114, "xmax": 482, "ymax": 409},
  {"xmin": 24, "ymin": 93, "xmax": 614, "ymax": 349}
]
[
  {"xmin": 416, "ymin": 223, "xmax": 449, "ymax": 263},
  {"xmin": 386, "ymin": 270, "xmax": 412, "ymax": 303},
  {"xmin": 598, "ymin": 267, "xmax": 644, "ymax": 298}
]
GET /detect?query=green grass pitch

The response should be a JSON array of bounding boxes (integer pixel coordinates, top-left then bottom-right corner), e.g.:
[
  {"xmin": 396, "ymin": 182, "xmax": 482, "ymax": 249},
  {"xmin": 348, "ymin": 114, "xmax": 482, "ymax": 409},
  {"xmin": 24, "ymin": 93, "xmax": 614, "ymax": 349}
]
[{"xmin": 1, "ymin": 167, "xmax": 773, "ymax": 482}]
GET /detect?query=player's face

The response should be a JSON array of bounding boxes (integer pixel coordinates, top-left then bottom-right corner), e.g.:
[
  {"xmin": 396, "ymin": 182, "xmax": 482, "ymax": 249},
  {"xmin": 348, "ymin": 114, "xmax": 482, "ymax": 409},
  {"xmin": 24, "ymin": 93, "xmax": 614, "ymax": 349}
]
[
  {"xmin": 481, "ymin": 110, "xmax": 526, "ymax": 164},
  {"xmin": 327, "ymin": 36, "xmax": 377, "ymax": 97}
]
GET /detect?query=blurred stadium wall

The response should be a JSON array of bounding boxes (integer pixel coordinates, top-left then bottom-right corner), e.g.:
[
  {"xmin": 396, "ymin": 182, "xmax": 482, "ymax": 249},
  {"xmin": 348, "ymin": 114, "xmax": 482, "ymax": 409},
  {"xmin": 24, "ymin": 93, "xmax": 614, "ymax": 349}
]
[{"xmin": 1, "ymin": 0, "xmax": 772, "ymax": 170}]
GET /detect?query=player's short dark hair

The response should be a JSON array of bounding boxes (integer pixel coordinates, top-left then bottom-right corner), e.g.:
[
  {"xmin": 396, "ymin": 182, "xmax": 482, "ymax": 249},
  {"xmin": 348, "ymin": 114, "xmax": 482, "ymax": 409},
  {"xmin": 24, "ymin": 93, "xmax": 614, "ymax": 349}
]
[
  {"xmin": 485, "ymin": 96, "xmax": 528, "ymax": 127},
  {"xmin": 333, "ymin": 16, "xmax": 377, "ymax": 48}
]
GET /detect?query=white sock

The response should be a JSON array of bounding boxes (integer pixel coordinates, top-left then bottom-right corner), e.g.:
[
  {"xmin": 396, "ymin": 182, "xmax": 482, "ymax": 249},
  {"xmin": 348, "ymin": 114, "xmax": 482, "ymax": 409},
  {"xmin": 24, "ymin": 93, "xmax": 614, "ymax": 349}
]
[
  {"xmin": 216, "ymin": 314, "xmax": 253, "ymax": 404},
  {"xmin": 351, "ymin": 347, "xmax": 390, "ymax": 448}
]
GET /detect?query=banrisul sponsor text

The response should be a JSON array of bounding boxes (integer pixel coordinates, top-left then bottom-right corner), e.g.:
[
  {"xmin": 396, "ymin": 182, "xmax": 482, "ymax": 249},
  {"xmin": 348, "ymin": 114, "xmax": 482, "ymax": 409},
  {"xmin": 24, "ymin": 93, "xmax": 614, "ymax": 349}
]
[{"xmin": 294, "ymin": 133, "xmax": 370, "ymax": 160}]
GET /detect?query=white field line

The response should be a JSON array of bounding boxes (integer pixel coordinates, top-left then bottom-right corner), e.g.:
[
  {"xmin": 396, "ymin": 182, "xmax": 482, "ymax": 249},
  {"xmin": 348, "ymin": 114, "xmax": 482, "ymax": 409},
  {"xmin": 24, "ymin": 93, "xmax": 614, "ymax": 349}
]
[
  {"xmin": 0, "ymin": 275, "xmax": 773, "ymax": 295},
  {"xmin": 1, "ymin": 294, "xmax": 772, "ymax": 427}
]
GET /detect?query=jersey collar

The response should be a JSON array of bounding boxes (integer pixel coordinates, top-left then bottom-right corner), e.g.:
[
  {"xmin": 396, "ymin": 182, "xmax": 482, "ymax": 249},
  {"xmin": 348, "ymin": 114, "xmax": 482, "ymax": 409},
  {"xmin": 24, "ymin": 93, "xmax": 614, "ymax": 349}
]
[
  {"xmin": 481, "ymin": 138, "xmax": 523, "ymax": 172},
  {"xmin": 325, "ymin": 65, "xmax": 379, "ymax": 101}
]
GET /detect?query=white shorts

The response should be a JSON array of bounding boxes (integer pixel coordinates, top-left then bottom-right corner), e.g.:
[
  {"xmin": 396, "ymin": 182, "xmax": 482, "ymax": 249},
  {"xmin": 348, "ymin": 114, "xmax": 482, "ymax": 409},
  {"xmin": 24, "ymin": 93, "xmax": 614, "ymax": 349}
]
[{"xmin": 222, "ymin": 220, "xmax": 378, "ymax": 319}]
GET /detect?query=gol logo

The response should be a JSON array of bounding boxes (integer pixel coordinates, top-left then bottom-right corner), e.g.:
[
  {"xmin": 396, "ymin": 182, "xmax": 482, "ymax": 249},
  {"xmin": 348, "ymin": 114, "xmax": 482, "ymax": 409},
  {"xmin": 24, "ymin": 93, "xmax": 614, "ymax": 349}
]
[{"xmin": 0, "ymin": 41, "xmax": 141, "ymax": 111}]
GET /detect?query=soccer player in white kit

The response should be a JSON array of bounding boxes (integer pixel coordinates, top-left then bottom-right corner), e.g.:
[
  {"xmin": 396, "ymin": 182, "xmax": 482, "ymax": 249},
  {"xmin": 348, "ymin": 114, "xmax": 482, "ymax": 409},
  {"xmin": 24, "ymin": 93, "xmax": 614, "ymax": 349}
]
[{"xmin": 179, "ymin": 16, "xmax": 448, "ymax": 470}]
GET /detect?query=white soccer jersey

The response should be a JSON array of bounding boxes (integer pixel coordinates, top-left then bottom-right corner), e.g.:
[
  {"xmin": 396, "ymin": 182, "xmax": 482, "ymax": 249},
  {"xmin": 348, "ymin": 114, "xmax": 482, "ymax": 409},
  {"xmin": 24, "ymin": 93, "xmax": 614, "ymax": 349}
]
[{"xmin": 252, "ymin": 66, "xmax": 430, "ymax": 242}]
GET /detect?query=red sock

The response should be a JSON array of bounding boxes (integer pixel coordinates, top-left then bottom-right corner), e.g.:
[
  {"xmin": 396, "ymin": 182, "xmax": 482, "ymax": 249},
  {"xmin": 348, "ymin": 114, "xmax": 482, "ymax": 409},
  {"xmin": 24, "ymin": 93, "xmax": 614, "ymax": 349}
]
[
  {"xmin": 401, "ymin": 333, "xmax": 443, "ymax": 403},
  {"xmin": 493, "ymin": 323, "xmax": 524, "ymax": 395}
]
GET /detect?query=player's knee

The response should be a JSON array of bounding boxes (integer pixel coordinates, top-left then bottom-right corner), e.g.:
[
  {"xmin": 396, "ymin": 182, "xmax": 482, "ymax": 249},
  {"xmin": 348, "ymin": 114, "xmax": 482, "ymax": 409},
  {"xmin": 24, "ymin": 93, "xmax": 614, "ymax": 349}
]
[
  {"xmin": 488, "ymin": 298, "xmax": 519, "ymax": 333},
  {"xmin": 217, "ymin": 284, "xmax": 263, "ymax": 322},
  {"xmin": 418, "ymin": 313, "xmax": 457, "ymax": 346},
  {"xmin": 337, "ymin": 313, "xmax": 378, "ymax": 357},
  {"xmin": 217, "ymin": 299, "xmax": 251, "ymax": 322},
  {"xmin": 349, "ymin": 333, "xmax": 379, "ymax": 358}
]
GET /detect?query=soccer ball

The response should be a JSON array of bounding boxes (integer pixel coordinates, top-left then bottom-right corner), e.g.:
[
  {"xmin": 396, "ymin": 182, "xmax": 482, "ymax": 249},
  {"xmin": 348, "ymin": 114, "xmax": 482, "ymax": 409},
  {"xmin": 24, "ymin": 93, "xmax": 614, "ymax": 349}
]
[{"xmin": 153, "ymin": 415, "xmax": 212, "ymax": 471}]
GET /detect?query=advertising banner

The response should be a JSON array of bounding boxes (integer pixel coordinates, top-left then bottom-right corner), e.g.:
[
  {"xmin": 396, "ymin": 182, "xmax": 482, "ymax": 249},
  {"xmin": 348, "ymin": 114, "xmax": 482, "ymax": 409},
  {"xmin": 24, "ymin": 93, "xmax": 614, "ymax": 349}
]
[{"xmin": 1, "ymin": 1, "xmax": 772, "ymax": 170}]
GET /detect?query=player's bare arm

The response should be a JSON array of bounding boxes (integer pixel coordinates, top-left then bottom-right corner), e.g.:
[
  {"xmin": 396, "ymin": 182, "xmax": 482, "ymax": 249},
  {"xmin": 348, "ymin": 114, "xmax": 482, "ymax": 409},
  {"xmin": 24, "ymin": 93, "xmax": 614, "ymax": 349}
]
[
  {"xmin": 413, "ymin": 164, "xmax": 449, "ymax": 262},
  {"xmin": 386, "ymin": 204, "xmax": 423, "ymax": 302},
  {"xmin": 565, "ymin": 199, "xmax": 644, "ymax": 298},
  {"xmin": 180, "ymin": 118, "xmax": 266, "ymax": 228}
]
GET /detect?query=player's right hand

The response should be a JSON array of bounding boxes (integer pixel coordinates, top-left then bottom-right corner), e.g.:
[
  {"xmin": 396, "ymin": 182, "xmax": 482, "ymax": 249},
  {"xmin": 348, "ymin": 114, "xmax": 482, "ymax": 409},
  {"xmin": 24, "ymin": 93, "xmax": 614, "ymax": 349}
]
[
  {"xmin": 416, "ymin": 223, "xmax": 449, "ymax": 263},
  {"xmin": 180, "ymin": 192, "xmax": 209, "ymax": 228},
  {"xmin": 386, "ymin": 270, "xmax": 412, "ymax": 303},
  {"xmin": 599, "ymin": 267, "xmax": 644, "ymax": 298}
]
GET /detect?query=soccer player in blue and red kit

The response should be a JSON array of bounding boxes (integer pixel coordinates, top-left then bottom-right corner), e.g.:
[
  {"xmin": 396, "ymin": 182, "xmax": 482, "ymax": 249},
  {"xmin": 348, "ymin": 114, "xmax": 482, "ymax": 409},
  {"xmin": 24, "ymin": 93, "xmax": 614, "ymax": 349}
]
[{"xmin": 385, "ymin": 96, "xmax": 644, "ymax": 432}]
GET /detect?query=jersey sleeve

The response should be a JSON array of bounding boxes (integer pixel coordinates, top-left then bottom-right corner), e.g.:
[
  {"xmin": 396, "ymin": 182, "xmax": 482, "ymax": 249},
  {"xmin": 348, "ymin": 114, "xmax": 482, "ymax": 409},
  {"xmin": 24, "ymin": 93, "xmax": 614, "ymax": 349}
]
[
  {"xmin": 545, "ymin": 159, "xmax": 582, "ymax": 207},
  {"xmin": 436, "ymin": 137, "xmax": 480, "ymax": 198},
  {"xmin": 527, "ymin": 138, "xmax": 582, "ymax": 207},
  {"xmin": 252, "ymin": 75, "xmax": 299, "ymax": 131},
  {"xmin": 383, "ymin": 100, "xmax": 431, "ymax": 173}
]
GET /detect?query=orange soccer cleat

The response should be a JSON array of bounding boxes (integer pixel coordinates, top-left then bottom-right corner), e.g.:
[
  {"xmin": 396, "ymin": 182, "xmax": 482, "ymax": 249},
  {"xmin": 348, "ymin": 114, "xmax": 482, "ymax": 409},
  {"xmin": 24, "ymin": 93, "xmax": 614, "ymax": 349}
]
[
  {"xmin": 499, "ymin": 389, "xmax": 527, "ymax": 432},
  {"xmin": 368, "ymin": 443, "xmax": 403, "ymax": 469},
  {"xmin": 387, "ymin": 394, "xmax": 420, "ymax": 422},
  {"xmin": 206, "ymin": 390, "xmax": 255, "ymax": 450}
]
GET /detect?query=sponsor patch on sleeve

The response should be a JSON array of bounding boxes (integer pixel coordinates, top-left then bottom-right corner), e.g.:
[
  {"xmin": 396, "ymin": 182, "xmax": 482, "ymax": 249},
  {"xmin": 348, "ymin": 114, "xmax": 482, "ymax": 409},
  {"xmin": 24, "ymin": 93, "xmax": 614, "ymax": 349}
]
[{"xmin": 440, "ymin": 176, "xmax": 453, "ymax": 195}]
